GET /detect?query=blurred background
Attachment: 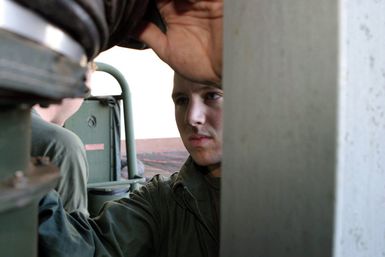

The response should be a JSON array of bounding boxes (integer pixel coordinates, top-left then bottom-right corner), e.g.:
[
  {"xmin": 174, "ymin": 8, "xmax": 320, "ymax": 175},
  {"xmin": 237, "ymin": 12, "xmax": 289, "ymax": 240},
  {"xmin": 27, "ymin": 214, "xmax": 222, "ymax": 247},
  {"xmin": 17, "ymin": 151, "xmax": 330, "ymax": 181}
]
[
  {"xmin": 93, "ymin": 46, "xmax": 178, "ymax": 140},
  {"xmin": 93, "ymin": 47, "xmax": 188, "ymax": 178}
]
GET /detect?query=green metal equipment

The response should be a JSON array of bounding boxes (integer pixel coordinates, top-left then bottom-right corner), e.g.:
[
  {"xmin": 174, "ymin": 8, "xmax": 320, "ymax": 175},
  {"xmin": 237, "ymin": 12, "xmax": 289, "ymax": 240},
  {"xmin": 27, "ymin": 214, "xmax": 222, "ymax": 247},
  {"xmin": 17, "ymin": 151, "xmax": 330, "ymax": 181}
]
[
  {"xmin": 0, "ymin": 1, "xmax": 86, "ymax": 256},
  {"xmin": 0, "ymin": 0, "xmax": 163, "ymax": 255},
  {"xmin": 65, "ymin": 62, "xmax": 145, "ymax": 217}
]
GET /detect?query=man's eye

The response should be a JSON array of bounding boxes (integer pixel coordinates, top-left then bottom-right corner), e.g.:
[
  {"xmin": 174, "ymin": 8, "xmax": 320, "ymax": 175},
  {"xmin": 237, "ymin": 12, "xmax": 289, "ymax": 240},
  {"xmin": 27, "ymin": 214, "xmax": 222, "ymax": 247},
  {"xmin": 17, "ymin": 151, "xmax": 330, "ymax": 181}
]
[
  {"xmin": 174, "ymin": 96, "xmax": 188, "ymax": 106},
  {"xmin": 205, "ymin": 92, "xmax": 222, "ymax": 101}
]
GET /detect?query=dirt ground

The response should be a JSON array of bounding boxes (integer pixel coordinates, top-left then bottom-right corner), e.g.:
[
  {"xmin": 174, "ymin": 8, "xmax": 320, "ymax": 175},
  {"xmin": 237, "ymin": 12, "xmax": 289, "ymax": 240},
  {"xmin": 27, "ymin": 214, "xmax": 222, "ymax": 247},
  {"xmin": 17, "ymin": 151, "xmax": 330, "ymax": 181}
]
[{"xmin": 121, "ymin": 138, "xmax": 188, "ymax": 180}]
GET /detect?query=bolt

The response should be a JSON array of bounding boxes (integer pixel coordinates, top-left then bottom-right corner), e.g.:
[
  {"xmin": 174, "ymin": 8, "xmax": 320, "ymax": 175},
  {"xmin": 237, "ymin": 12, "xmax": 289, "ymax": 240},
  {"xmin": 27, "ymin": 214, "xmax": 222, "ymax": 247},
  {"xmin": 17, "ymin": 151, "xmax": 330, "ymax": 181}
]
[
  {"xmin": 12, "ymin": 170, "xmax": 27, "ymax": 188},
  {"xmin": 32, "ymin": 156, "xmax": 50, "ymax": 166},
  {"xmin": 39, "ymin": 156, "xmax": 50, "ymax": 165},
  {"xmin": 88, "ymin": 116, "xmax": 97, "ymax": 128},
  {"xmin": 14, "ymin": 170, "xmax": 24, "ymax": 179}
]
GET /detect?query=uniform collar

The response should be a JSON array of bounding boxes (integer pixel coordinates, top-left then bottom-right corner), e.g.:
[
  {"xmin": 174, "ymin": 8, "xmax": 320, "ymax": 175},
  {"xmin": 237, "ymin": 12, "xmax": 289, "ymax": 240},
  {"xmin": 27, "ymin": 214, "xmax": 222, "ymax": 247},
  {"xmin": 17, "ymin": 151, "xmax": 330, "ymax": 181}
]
[
  {"xmin": 172, "ymin": 156, "xmax": 210, "ymax": 201},
  {"xmin": 172, "ymin": 156, "xmax": 219, "ymax": 243}
]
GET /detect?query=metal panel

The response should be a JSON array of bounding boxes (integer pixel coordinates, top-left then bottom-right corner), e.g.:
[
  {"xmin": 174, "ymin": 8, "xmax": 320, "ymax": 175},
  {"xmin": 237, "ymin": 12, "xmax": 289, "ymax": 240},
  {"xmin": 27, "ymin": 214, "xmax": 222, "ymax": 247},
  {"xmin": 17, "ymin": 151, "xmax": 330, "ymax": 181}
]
[
  {"xmin": 65, "ymin": 99, "xmax": 116, "ymax": 183},
  {"xmin": 0, "ymin": 107, "xmax": 60, "ymax": 257},
  {"xmin": 0, "ymin": 203, "xmax": 38, "ymax": 257},
  {"xmin": 221, "ymin": 0, "xmax": 385, "ymax": 256},
  {"xmin": 221, "ymin": 0, "xmax": 373, "ymax": 256},
  {"xmin": 0, "ymin": 106, "xmax": 30, "ymax": 181}
]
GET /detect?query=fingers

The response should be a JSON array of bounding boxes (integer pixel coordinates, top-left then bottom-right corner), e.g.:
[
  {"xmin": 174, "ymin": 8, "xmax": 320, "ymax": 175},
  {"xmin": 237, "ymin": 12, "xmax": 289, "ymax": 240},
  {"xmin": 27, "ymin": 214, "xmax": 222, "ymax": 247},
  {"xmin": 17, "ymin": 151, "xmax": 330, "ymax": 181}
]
[
  {"xmin": 171, "ymin": 1, "xmax": 223, "ymax": 18},
  {"xmin": 176, "ymin": 0, "xmax": 222, "ymax": 2},
  {"xmin": 136, "ymin": 21, "xmax": 168, "ymax": 61},
  {"xmin": 189, "ymin": 1, "xmax": 223, "ymax": 17}
]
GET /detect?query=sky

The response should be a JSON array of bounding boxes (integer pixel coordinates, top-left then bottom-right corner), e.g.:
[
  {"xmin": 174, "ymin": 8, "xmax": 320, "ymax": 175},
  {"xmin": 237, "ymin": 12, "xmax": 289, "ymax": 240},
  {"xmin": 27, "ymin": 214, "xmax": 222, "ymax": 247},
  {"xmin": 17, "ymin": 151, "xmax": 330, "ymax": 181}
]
[{"xmin": 92, "ymin": 46, "xmax": 179, "ymax": 140}]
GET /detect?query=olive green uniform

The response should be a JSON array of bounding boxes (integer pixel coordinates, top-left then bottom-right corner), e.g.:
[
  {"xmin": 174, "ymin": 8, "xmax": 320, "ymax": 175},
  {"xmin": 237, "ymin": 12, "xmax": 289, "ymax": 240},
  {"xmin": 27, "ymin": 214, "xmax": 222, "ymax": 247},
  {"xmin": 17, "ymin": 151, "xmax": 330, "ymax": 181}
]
[
  {"xmin": 31, "ymin": 110, "xmax": 89, "ymax": 215},
  {"xmin": 39, "ymin": 157, "xmax": 220, "ymax": 257}
]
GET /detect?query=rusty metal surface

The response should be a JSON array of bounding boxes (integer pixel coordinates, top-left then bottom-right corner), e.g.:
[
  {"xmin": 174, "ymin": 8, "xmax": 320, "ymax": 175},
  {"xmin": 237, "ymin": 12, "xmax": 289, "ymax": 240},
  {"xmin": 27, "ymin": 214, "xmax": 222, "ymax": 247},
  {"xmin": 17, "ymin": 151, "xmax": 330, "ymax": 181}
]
[
  {"xmin": 0, "ymin": 30, "xmax": 87, "ymax": 104},
  {"xmin": 0, "ymin": 157, "xmax": 60, "ymax": 213}
]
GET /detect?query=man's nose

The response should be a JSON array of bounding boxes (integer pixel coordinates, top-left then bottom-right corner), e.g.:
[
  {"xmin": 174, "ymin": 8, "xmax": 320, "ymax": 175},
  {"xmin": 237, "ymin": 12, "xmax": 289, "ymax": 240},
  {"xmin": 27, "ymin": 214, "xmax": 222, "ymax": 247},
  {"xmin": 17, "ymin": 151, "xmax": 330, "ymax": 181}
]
[{"xmin": 186, "ymin": 100, "xmax": 205, "ymax": 126}]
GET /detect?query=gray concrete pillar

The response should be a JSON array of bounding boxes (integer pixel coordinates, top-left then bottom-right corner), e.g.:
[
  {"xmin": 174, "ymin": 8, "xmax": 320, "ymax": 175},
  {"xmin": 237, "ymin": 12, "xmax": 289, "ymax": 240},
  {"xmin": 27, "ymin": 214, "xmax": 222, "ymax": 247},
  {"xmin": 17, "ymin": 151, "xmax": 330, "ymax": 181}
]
[{"xmin": 221, "ymin": 1, "xmax": 385, "ymax": 256}]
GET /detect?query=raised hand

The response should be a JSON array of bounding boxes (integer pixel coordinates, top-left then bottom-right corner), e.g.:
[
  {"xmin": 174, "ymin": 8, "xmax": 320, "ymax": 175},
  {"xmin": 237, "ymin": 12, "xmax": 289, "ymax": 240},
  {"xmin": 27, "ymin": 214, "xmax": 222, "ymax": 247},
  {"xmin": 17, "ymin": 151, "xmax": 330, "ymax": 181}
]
[{"xmin": 138, "ymin": 0, "xmax": 223, "ymax": 86}]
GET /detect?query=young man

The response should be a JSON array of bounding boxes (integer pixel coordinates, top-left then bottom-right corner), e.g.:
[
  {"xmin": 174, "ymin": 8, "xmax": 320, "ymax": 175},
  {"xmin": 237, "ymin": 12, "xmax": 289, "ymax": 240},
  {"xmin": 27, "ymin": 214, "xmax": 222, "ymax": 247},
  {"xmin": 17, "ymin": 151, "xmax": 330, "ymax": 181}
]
[
  {"xmin": 39, "ymin": 73, "xmax": 224, "ymax": 257},
  {"xmin": 31, "ymin": 64, "xmax": 94, "ymax": 215}
]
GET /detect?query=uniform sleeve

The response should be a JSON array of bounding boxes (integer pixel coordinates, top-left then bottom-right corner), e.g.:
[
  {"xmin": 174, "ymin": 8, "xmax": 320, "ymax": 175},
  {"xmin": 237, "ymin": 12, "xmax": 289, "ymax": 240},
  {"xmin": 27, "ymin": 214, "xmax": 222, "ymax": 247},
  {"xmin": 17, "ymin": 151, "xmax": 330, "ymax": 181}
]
[
  {"xmin": 39, "ymin": 188, "xmax": 161, "ymax": 257},
  {"xmin": 48, "ymin": 128, "xmax": 89, "ymax": 215},
  {"xmin": 31, "ymin": 115, "xmax": 89, "ymax": 215}
]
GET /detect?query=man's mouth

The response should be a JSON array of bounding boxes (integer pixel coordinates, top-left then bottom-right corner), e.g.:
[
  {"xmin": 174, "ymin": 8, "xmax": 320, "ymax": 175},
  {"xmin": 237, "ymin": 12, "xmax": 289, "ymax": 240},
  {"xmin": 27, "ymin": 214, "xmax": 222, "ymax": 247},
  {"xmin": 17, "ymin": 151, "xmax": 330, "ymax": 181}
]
[{"xmin": 188, "ymin": 134, "xmax": 212, "ymax": 147}]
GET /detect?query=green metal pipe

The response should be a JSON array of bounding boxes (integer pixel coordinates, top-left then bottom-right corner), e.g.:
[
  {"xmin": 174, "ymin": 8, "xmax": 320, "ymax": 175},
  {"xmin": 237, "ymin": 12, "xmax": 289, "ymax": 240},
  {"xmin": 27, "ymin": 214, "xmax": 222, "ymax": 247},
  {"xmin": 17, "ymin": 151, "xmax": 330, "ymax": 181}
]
[
  {"xmin": 87, "ymin": 177, "xmax": 146, "ymax": 188},
  {"xmin": 95, "ymin": 62, "xmax": 139, "ymax": 181}
]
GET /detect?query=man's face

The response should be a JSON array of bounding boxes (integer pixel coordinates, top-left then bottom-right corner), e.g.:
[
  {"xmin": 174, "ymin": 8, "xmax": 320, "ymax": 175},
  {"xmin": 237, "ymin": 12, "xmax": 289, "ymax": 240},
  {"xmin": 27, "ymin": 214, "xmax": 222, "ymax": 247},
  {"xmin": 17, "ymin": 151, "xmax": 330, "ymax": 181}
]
[{"xmin": 173, "ymin": 74, "xmax": 223, "ymax": 168}]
